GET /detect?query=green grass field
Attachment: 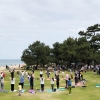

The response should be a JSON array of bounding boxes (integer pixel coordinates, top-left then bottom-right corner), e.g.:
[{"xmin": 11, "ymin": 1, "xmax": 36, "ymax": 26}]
[{"xmin": 0, "ymin": 70, "xmax": 100, "ymax": 100}]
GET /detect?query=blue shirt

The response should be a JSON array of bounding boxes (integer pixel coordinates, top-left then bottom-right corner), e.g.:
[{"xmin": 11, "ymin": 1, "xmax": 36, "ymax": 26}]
[
  {"xmin": 68, "ymin": 80, "xmax": 72, "ymax": 86},
  {"xmin": 19, "ymin": 76, "xmax": 24, "ymax": 83}
]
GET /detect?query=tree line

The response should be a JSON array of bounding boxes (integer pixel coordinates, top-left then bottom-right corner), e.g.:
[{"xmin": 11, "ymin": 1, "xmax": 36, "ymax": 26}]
[{"xmin": 21, "ymin": 24, "xmax": 100, "ymax": 69}]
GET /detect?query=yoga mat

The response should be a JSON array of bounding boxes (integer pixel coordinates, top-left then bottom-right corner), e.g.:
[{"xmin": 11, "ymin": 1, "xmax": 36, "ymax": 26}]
[
  {"xmin": 59, "ymin": 88, "xmax": 65, "ymax": 91},
  {"xmin": 95, "ymin": 84, "xmax": 100, "ymax": 87},
  {"xmin": 95, "ymin": 86, "xmax": 100, "ymax": 87},
  {"xmin": 29, "ymin": 89, "xmax": 36, "ymax": 94},
  {"xmin": 76, "ymin": 82, "xmax": 83, "ymax": 86},
  {"xmin": 72, "ymin": 82, "xmax": 83, "ymax": 87},
  {"xmin": 21, "ymin": 90, "xmax": 25, "ymax": 93},
  {"xmin": 96, "ymin": 84, "xmax": 100, "ymax": 86},
  {"xmin": 46, "ymin": 78, "xmax": 50, "ymax": 80},
  {"xmin": 47, "ymin": 89, "xmax": 53, "ymax": 92},
  {"xmin": 58, "ymin": 87, "xmax": 66, "ymax": 90}
]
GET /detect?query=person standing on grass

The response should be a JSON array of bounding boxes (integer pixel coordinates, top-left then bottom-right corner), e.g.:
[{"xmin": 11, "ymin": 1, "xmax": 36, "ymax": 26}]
[
  {"xmin": 56, "ymin": 75, "xmax": 60, "ymax": 89},
  {"xmin": 65, "ymin": 74, "xmax": 69, "ymax": 88},
  {"xmin": 30, "ymin": 74, "xmax": 34, "ymax": 89},
  {"xmin": 19, "ymin": 75, "xmax": 25, "ymax": 89},
  {"xmin": 74, "ymin": 74, "xmax": 78, "ymax": 87},
  {"xmin": 68, "ymin": 78, "xmax": 72, "ymax": 95},
  {"xmin": 51, "ymin": 78, "xmax": 54, "ymax": 91},
  {"xmin": 0, "ymin": 77, "xmax": 4, "ymax": 90},
  {"xmin": 40, "ymin": 76, "xmax": 45, "ymax": 92},
  {"xmin": 10, "ymin": 76, "xmax": 15, "ymax": 92}
]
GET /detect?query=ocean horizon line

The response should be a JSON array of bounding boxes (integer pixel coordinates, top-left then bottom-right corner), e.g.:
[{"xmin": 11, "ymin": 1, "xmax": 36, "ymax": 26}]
[{"xmin": 0, "ymin": 59, "xmax": 24, "ymax": 66}]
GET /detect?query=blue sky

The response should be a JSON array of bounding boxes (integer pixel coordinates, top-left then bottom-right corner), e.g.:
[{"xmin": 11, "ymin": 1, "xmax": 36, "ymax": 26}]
[{"xmin": 0, "ymin": 0, "xmax": 100, "ymax": 59}]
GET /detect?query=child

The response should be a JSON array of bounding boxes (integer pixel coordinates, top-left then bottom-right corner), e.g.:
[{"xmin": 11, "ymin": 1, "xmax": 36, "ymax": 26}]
[
  {"xmin": 40, "ymin": 76, "xmax": 45, "ymax": 92},
  {"xmin": 68, "ymin": 78, "xmax": 72, "ymax": 95},
  {"xmin": 51, "ymin": 78, "xmax": 54, "ymax": 91},
  {"xmin": 18, "ymin": 83, "xmax": 22, "ymax": 96}
]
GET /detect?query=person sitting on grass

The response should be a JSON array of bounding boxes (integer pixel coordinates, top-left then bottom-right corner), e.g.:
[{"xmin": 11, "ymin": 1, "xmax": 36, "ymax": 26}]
[
  {"xmin": 68, "ymin": 78, "xmax": 72, "ymax": 95},
  {"xmin": 18, "ymin": 83, "xmax": 22, "ymax": 96}
]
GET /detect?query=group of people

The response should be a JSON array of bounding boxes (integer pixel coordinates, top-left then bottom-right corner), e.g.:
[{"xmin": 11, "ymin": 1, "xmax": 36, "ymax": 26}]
[
  {"xmin": 0, "ymin": 65, "xmax": 88, "ymax": 96},
  {"xmin": 39, "ymin": 69, "xmax": 72, "ymax": 94}
]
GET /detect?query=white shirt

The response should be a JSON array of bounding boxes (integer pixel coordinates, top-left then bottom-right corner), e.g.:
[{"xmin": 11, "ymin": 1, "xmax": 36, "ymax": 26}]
[
  {"xmin": 10, "ymin": 78, "xmax": 15, "ymax": 84},
  {"xmin": 21, "ymin": 71, "xmax": 25, "ymax": 76},
  {"xmin": 28, "ymin": 75, "xmax": 30, "ymax": 79},
  {"xmin": 40, "ymin": 71, "xmax": 43, "ymax": 74},
  {"xmin": 1, "ymin": 77, "xmax": 4, "ymax": 83},
  {"xmin": 51, "ymin": 79, "xmax": 54, "ymax": 84},
  {"xmin": 40, "ymin": 78, "xmax": 45, "ymax": 84}
]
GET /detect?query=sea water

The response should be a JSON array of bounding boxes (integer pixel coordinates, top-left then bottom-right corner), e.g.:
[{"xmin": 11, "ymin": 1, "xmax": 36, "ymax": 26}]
[{"xmin": 0, "ymin": 59, "xmax": 24, "ymax": 67}]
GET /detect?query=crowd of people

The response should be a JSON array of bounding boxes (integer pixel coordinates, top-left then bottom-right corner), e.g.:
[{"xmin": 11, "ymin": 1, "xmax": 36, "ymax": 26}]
[{"xmin": 0, "ymin": 64, "xmax": 100, "ymax": 96}]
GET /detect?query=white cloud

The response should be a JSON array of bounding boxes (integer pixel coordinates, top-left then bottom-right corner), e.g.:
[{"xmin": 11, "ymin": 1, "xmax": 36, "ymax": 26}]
[{"xmin": 0, "ymin": 0, "xmax": 100, "ymax": 59}]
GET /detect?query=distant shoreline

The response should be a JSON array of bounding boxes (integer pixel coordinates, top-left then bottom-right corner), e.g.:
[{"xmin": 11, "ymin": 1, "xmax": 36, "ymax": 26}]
[
  {"xmin": 0, "ymin": 64, "xmax": 25, "ymax": 71},
  {"xmin": 0, "ymin": 59, "xmax": 24, "ymax": 67}
]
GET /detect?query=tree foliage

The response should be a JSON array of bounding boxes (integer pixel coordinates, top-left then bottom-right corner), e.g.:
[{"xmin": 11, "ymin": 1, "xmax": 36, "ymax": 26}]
[
  {"xmin": 21, "ymin": 41, "xmax": 51, "ymax": 67},
  {"xmin": 21, "ymin": 24, "xmax": 100, "ymax": 69}
]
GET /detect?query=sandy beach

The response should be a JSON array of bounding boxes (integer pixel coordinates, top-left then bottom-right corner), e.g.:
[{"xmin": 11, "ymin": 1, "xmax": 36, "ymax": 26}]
[{"xmin": 0, "ymin": 64, "xmax": 25, "ymax": 71}]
